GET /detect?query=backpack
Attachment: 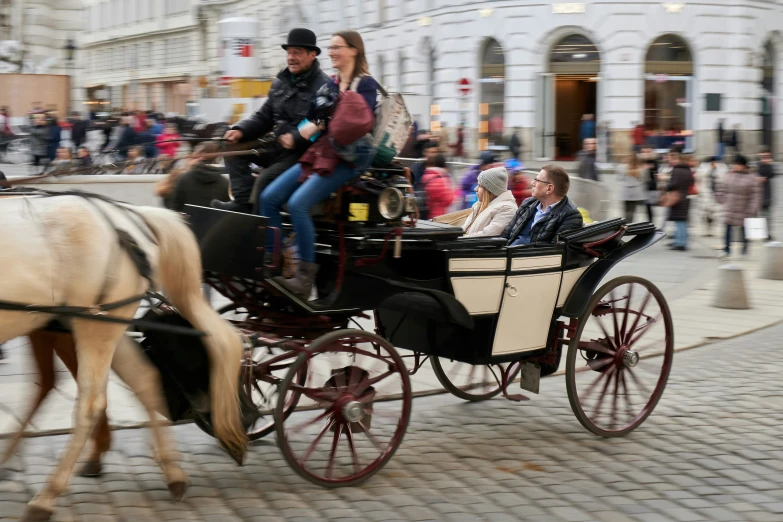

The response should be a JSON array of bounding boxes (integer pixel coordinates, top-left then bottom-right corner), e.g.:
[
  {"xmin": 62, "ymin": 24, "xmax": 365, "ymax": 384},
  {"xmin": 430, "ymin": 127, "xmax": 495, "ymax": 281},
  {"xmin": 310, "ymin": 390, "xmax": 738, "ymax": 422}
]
[{"xmin": 350, "ymin": 76, "xmax": 412, "ymax": 167}]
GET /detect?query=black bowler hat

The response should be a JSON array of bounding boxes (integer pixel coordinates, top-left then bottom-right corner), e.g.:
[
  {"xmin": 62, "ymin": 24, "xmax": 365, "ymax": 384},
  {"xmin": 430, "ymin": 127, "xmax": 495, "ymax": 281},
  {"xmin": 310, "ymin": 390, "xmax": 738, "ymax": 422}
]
[{"xmin": 282, "ymin": 28, "xmax": 321, "ymax": 55}]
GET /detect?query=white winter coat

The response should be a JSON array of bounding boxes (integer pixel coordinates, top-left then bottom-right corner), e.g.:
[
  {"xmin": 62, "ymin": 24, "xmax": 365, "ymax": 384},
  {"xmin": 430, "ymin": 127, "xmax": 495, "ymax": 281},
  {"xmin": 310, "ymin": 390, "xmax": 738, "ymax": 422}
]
[{"xmin": 462, "ymin": 190, "xmax": 518, "ymax": 237}]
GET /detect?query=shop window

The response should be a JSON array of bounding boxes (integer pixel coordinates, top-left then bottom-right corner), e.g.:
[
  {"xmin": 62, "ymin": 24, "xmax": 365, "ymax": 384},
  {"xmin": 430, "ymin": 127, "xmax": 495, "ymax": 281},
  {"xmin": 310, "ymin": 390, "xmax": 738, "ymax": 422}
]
[{"xmin": 643, "ymin": 34, "xmax": 694, "ymax": 152}]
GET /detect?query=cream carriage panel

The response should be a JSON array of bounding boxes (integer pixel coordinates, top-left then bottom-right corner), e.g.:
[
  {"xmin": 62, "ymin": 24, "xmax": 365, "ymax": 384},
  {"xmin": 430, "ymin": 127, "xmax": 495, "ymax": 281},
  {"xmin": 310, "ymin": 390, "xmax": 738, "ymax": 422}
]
[
  {"xmin": 510, "ymin": 255, "xmax": 562, "ymax": 271},
  {"xmin": 448, "ymin": 257, "xmax": 506, "ymax": 272},
  {"xmin": 557, "ymin": 266, "xmax": 589, "ymax": 307},
  {"xmin": 492, "ymin": 272, "xmax": 562, "ymax": 355},
  {"xmin": 451, "ymin": 276, "xmax": 506, "ymax": 315},
  {"xmin": 448, "ymin": 257, "xmax": 506, "ymax": 315}
]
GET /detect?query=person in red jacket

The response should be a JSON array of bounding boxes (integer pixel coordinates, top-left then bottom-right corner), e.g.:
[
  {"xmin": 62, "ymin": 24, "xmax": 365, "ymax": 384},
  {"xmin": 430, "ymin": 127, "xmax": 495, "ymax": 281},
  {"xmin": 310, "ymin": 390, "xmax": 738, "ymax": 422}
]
[
  {"xmin": 509, "ymin": 168, "xmax": 532, "ymax": 206},
  {"xmin": 156, "ymin": 123, "xmax": 182, "ymax": 158},
  {"xmin": 421, "ymin": 154, "xmax": 455, "ymax": 218}
]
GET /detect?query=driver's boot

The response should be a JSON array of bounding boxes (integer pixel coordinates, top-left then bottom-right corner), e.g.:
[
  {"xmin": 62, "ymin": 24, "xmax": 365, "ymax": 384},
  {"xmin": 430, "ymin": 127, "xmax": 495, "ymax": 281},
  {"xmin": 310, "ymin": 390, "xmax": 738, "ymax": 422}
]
[
  {"xmin": 273, "ymin": 262, "xmax": 319, "ymax": 301},
  {"xmin": 210, "ymin": 199, "xmax": 252, "ymax": 214}
]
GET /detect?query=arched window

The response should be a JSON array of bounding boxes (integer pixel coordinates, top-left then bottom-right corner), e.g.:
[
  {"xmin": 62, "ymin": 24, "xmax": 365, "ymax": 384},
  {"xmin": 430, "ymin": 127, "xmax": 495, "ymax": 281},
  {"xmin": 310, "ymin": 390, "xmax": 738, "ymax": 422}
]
[
  {"xmin": 480, "ymin": 38, "xmax": 505, "ymax": 150},
  {"xmin": 548, "ymin": 34, "xmax": 600, "ymax": 74},
  {"xmin": 644, "ymin": 34, "xmax": 694, "ymax": 150}
]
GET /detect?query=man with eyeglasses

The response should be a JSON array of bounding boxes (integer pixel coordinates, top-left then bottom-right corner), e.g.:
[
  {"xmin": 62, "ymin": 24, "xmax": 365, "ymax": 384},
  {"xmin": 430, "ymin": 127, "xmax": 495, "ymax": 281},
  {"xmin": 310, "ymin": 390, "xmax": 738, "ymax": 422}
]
[
  {"xmin": 501, "ymin": 164, "xmax": 583, "ymax": 246},
  {"xmin": 214, "ymin": 28, "xmax": 331, "ymax": 213}
]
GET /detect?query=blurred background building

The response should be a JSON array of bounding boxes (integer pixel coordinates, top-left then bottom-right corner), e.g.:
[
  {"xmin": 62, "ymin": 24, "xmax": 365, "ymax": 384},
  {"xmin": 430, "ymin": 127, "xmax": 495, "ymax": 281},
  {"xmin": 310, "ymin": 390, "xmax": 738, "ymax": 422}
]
[{"xmin": 63, "ymin": 0, "xmax": 783, "ymax": 160}]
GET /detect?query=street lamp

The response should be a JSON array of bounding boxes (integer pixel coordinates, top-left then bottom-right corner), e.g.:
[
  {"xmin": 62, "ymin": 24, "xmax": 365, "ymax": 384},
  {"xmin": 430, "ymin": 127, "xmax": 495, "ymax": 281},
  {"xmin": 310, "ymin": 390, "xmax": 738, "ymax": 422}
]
[{"xmin": 64, "ymin": 39, "xmax": 77, "ymax": 114}]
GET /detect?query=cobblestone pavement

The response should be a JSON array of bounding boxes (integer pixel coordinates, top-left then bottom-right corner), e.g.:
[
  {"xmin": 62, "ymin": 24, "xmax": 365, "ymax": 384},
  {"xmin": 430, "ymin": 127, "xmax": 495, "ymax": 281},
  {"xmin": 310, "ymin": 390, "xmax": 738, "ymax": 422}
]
[{"xmin": 2, "ymin": 322, "xmax": 783, "ymax": 522}]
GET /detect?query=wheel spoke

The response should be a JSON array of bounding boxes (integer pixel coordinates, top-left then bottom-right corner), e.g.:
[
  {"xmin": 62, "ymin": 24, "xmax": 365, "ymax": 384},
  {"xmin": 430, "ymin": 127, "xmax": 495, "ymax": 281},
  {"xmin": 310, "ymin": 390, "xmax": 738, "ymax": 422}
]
[
  {"xmin": 610, "ymin": 370, "xmax": 620, "ymax": 429},
  {"xmin": 586, "ymin": 357, "xmax": 613, "ymax": 372},
  {"xmin": 628, "ymin": 312, "xmax": 661, "ymax": 347},
  {"xmin": 590, "ymin": 365, "xmax": 616, "ymax": 421},
  {"xmin": 627, "ymin": 366, "xmax": 652, "ymax": 397},
  {"xmin": 288, "ymin": 409, "xmax": 331, "ymax": 437},
  {"xmin": 578, "ymin": 341, "xmax": 615, "ymax": 356},
  {"xmin": 624, "ymin": 291, "xmax": 652, "ymax": 345},
  {"xmin": 299, "ymin": 415, "xmax": 335, "ymax": 465},
  {"xmin": 353, "ymin": 369, "xmax": 396, "ymax": 397},
  {"xmin": 620, "ymin": 370, "xmax": 634, "ymax": 420},
  {"xmin": 325, "ymin": 423, "xmax": 343, "ymax": 479},
  {"xmin": 357, "ymin": 420, "xmax": 383, "ymax": 450},
  {"xmin": 345, "ymin": 425, "xmax": 361, "ymax": 475},
  {"xmin": 580, "ymin": 364, "xmax": 616, "ymax": 403},
  {"xmin": 610, "ymin": 290, "xmax": 621, "ymax": 346},
  {"xmin": 594, "ymin": 315, "xmax": 618, "ymax": 350},
  {"xmin": 620, "ymin": 285, "xmax": 633, "ymax": 346}
]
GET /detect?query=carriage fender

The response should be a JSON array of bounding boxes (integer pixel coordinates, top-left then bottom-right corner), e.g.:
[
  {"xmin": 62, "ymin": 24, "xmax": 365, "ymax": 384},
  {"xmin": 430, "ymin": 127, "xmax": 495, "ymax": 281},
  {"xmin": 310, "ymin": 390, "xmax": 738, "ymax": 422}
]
[
  {"xmin": 376, "ymin": 278, "xmax": 474, "ymax": 329},
  {"xmin": 561, "ymin": 230, "xmax": 665, "ymax": 318}
]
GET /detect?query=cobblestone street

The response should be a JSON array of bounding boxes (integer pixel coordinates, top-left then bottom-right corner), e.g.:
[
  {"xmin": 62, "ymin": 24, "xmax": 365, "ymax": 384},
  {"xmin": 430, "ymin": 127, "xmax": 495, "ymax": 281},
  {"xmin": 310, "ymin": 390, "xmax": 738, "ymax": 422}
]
[{"xmin": 2, "ymin": 322, "xmax": 782, "ymax": 522}]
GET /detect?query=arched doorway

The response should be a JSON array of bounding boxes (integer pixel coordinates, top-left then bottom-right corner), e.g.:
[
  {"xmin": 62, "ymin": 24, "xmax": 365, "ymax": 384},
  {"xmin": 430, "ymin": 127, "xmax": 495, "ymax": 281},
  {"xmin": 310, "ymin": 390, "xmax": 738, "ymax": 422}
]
[
  {"xmin": 644, "ymin": 34, "xmax": 694, "ymax": 152},
  {"xmin": 479, "ymin": 38, "xmax": 505, "ymax": 152},
  {"xmin": 761, "ymin": 39, "xmax": 775, "ymax": 153},
  {"xmin": 547, "ymin": 34, "xmax": 600, "ymax": 160}
]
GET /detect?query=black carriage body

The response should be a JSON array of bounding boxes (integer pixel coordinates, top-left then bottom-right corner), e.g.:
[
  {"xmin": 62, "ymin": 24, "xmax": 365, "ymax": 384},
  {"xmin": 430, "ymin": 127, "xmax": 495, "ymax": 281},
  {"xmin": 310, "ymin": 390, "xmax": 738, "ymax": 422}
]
[{"xmin": 186, "ymin": 205, "xmax": 662, "ymax": 367}]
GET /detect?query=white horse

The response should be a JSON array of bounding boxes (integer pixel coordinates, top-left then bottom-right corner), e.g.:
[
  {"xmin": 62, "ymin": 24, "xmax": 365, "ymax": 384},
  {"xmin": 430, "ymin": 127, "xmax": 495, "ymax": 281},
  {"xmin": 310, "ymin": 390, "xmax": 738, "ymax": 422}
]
[{"xmin": 0, "ymin": 193, "xmax": 247, "ymax": 521}]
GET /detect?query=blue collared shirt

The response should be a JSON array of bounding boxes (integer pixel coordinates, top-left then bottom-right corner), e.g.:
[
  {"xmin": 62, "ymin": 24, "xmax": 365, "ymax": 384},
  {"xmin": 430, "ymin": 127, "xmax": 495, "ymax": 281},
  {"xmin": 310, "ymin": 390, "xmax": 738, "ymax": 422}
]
[{"xmin": 510, "ymin": 199, "xmax": 563, "ymax": 246}]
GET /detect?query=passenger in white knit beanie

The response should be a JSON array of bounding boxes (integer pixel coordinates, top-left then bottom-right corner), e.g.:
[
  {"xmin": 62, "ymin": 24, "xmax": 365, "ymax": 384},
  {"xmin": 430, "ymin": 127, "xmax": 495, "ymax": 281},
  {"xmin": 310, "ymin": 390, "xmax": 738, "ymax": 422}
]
[
  {"xmin": 463, "ymin": 166, "xmax": 518, "ymax": 237},
  {"xmin": 477, "ymin": 166, "xmax": 509, "ymax": 197}
]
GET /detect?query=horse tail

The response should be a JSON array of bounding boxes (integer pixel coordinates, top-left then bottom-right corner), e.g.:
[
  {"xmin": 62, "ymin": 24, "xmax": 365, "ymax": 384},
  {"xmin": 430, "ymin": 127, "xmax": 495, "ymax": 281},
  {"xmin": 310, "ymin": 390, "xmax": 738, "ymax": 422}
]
[{"xmin": 138, "ymin": 207, "xmax": 247, "ymax": 462}]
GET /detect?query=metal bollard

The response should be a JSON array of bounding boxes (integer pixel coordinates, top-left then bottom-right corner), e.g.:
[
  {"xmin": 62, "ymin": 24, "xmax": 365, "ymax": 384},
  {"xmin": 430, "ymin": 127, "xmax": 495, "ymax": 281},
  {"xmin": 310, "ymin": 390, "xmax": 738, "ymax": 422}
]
[
  {"xmin": 759, "ymin": 241, "xmax": 783, "ymax": 280},
  {"xmin": 712, "ymin": 264, "xmax": 750, "ymax": 310}
]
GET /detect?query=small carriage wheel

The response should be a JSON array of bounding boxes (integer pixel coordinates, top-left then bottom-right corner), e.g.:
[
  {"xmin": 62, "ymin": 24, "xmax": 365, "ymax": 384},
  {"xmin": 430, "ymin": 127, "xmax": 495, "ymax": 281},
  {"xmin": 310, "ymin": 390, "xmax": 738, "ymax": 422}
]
[
  {"xmin": 566, "ymin": 276, "xmax": 674, "ymax": 437},
  {"xmin": 275, "ymin": 329, "xmax": 412, "ymax": 488},
  {"xmin": 430, "ymin": 358, "xmax": 521, "ymax": 402},
  {"xmin": 199, "ymin": 303, "xmax": 307, "ymax": 441}
]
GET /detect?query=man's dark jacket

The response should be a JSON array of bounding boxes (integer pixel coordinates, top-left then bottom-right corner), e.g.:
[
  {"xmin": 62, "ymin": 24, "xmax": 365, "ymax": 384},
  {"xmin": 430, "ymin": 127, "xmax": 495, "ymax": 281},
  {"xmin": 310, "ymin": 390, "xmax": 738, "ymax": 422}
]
[
  {"xmin": 758, "ymin": 162, "xmax": 775, "ymax": 209},
  {"xmin": 170, "ymin": 163, "xmax": 230, "ymax": 212},
  {"xmin": 666, "ymin": 162, "xmax": 694, "ymax": 222},
  {"xmin": 501, "ymin": 196, "xmax": 584, "ymax": 245},
  {"xmin": 233, "ymin": 60, "xmax": 330, "ymax": 156}
]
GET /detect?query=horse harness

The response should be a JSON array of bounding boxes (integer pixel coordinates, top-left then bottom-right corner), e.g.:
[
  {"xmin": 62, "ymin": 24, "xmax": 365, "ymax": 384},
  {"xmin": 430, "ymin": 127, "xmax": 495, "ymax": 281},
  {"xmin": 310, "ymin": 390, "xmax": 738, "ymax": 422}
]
[{"xmin": 0, "ymin": 190, "xmax": 204, "ymax": 337}]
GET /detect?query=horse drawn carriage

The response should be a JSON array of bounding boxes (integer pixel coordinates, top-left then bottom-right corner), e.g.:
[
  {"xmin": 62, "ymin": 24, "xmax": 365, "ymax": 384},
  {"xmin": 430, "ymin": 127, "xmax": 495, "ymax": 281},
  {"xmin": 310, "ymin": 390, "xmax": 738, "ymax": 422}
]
[{"xmin": 140, "ymin": 160, "xmax": 674, "ymax": 488}]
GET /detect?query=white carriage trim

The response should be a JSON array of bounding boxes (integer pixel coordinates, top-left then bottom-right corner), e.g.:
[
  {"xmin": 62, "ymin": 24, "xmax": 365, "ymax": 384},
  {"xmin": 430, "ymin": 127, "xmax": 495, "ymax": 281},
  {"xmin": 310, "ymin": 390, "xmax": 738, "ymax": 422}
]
[
  {"xmin": 448, "ymin": 257, "xmax": 506, "ymax": 272},
  {"xmin": 510, "ymin": 255, "xmax": 562, "ymax": 271},
  {"xmin": 450, "ymin": 276, "xmax": 506, "ymax": 315},
  {"xmin": 492, "ymin": 272, "xmax": 562, "ymax": 355},
  {"xmin": 556, "ymin": 266, "xmax": 590, "ymax": 307}
]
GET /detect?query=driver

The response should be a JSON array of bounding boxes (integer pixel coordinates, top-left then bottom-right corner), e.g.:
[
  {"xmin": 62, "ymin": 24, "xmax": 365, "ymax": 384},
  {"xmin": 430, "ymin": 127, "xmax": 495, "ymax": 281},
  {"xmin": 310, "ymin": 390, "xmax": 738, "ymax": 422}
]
[
  {"xmin": 501, "ymin": 164, "xmax": 583, "ymax": 245},
  {"xmin": 213, "ymin": 28, "xmax": 330, "ymax": 213}
]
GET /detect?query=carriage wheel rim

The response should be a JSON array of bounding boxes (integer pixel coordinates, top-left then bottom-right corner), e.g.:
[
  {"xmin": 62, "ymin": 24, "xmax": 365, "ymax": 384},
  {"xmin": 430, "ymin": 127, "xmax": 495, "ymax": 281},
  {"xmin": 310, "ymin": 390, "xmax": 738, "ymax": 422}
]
[
  {"xmin": 275, "ymin": 329, "xmax": 412, "ymax": 486},
  {"xmin": 567, "ymin": 277, "xmax": 674, "ymax": 436}
]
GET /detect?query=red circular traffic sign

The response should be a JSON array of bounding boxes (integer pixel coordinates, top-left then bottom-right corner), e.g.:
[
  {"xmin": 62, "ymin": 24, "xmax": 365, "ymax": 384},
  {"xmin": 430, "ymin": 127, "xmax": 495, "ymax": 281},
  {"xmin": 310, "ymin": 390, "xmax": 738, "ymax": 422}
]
[{"xmin": 457, "ymin": 78, "xmax": 471, "ymax": 96}]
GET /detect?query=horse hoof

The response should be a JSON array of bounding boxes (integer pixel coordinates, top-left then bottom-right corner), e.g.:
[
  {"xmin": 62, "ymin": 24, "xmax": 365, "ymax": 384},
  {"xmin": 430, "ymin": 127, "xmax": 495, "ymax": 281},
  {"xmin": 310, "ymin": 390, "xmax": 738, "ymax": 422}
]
[
  {"xmin": 78, "ymin": 460, "xmax": 102, "ymax": 478},
  {"xmin": 21, "ymin": 506, "xmax": 53, "ymax": 522},
  {"xmin": 167, "ymin": 480, "xmax": 188, "ymax": 501}
]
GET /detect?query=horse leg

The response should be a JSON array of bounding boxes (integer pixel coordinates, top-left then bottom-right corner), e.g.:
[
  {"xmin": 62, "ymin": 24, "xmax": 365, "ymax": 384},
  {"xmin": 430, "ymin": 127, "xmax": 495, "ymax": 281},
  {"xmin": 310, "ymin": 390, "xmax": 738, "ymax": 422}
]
[
  {"xmin": 111, "ymin": 335, "xmax": 188, "ymax": 499},
  {"xmin": 23, "ymin": 321, "xmax": 122, "ymax": 522},
  {"xmin": 48, "ymin": 332, "xmax": 111, "ymax": 478},
  {"xmin": 0, "ymin": 331, "xmax": 57, "ymax": 467}
]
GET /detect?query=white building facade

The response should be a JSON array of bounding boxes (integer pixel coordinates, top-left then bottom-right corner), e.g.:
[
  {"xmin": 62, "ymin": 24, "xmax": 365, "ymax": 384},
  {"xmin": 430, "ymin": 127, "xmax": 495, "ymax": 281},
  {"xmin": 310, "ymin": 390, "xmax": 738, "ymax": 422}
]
[
  {"xmin": 79, "ymin": 0, "xmax": 206, "ymax": 114},
  {"xmin": 200, "ymin": 0, "xmax": 783, "ymax": 160},
  {"xmin": 76, "ymin": 0, "xmax": 783, "ymax": 159}
]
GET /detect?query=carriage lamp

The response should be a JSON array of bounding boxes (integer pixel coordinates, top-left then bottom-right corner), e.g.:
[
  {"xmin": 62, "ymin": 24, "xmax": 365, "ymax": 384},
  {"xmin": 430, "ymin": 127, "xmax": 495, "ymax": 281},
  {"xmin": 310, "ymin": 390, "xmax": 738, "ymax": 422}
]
[{"xmin": 378, "ymin": 187, "xmax": 405, "ymax": 220}]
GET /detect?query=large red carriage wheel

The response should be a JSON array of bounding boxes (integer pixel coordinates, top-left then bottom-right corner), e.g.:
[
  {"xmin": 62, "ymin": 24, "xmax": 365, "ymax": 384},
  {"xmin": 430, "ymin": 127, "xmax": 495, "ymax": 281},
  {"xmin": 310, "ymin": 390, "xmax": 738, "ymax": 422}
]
[
  {"xmin": 431, "ymin": 358, "xmax": 520, "ymax": 402},
  {"xmin": 197, "ymin": 304, "xmax": 307, "ymax": 441},
  {"xmin": 566, "ymin": 276, "xmax": 673, "ymax": 437},
  {"xmin": 275, "ymin": 329, "xmax": 412, "ymax": 487}
]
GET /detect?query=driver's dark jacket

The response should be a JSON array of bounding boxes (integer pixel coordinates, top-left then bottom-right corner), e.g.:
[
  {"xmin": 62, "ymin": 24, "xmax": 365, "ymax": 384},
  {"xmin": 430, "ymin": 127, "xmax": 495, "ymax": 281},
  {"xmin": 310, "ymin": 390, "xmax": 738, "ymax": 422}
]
[
  {"xmin": 233, "ymin": 60, "xmax": 330, "ymax": 156},
  {"xmin": 500, "ymin": 196, "xmax": 583, "ymax": 245}
]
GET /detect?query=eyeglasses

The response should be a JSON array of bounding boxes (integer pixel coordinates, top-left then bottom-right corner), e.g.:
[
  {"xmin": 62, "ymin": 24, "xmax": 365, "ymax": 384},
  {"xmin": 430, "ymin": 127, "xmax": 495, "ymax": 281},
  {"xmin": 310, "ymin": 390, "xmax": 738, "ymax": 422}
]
[
  {"xmin": 328, "ymin": 45, "xmax": 351, "ymax": 52},
  {"xmin": 531, "ymin": 178, "xmax": 553, "ymax": 186}
]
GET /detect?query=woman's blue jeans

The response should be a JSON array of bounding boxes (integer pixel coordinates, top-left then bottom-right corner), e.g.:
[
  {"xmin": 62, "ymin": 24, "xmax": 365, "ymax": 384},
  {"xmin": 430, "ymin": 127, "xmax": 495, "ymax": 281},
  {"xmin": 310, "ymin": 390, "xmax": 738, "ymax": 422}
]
[{"xmin": 260, "ymin": 162, "xmax": 359, "ymax": 263}]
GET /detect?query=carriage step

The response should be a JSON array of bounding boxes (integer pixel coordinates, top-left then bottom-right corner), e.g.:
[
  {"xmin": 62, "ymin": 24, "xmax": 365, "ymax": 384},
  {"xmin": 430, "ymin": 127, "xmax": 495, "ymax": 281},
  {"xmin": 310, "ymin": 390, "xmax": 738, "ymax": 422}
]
[{"xmin": 504, "ymin": 393, "xmax": 530, "ymax": 402}]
